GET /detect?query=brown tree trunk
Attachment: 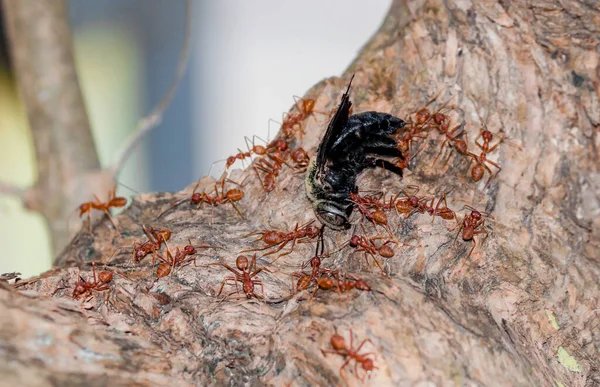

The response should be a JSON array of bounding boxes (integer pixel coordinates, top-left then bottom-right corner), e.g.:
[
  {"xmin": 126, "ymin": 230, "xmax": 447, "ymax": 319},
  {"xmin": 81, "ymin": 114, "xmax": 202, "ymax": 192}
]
[{"xmin": 2, "ymin": 0, "xmax": 599, "ymax": 386}]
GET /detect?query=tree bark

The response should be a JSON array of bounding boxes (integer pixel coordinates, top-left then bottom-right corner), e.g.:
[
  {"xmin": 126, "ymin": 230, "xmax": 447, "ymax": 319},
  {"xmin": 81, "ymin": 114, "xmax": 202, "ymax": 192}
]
[{"xmin": 3, "ymin": 0, "xmax": 600, "ymax": 386}]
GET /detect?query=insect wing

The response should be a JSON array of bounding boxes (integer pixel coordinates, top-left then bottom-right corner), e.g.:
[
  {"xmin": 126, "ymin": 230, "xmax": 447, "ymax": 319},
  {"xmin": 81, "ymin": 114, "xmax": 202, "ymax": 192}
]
[{"xmin": 316, "ymin": 75, "xmax": 354, "ymax": 171}]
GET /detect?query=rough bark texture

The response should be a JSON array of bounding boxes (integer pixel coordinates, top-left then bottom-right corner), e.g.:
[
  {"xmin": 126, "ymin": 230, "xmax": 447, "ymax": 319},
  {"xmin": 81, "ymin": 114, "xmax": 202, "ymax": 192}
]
[{"xmin": 3, "ymin": 0, "xmax": 600, "ymax": 386}]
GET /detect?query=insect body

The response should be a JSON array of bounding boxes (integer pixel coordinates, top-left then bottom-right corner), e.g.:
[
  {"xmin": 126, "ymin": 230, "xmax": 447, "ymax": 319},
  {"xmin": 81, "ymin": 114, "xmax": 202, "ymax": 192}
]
[{"xmin": 306, "ymin": 76, "xmax": 406, "ymax": 230}]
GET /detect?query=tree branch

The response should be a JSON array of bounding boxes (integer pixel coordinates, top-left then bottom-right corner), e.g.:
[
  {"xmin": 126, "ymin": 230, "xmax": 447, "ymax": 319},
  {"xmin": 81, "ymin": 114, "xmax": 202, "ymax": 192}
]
[{"xmin": 110, "ymin": 0, "xmax": 192, "ymax": 176}]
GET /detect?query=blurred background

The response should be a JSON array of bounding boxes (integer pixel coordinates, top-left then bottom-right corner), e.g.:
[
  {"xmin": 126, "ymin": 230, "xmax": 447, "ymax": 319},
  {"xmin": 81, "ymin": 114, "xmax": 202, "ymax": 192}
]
[{"xmin": 0, "ymin": 0, "xmax": 391, "ymax": 276}]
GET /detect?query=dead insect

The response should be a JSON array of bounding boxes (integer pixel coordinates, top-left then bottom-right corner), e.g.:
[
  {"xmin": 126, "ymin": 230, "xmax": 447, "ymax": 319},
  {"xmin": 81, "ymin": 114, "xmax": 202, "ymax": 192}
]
[{"xmin": 306, "ymin": 75, "xmax": 406, "ymax": 230}]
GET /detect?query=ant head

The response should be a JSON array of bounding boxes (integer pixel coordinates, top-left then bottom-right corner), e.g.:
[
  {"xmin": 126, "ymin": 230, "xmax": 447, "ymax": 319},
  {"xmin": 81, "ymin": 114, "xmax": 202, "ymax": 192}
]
[
  {"xmin": 191, "ymin": 192, "xmax": 203, "ymax": 204},
  {"xmin": 330, "ymin": 334, "xmax": 346, "ymax": 350},
  {"xmin": 135, "ymin": 249, "xmax": 145, "ymax": 259},
  {"xmin": 78, "ymin": 202, "xmax": 92, "ymax": 215},
  {"xmin": 305, "ymin": 225, "xmax": 320, "ymax": 238},
  {"xmin": 98, "ymin": 271, "xmax": 113, "ymax": 283},
  {"xmin": 73, "ymin": 284, "xmax": 86, "ymax": 296},
  {"xmin": 409, "ymin": 196, "xmax": 419, "ymax": 207},
  {"xmin": 236, "ymin": 255, "xmax": 249, "ymax": 271},
  {"xmin": 184, "ymin": 245, "xmax": 196, "ymax": 254},
  {"xmin": 349, "ymin": 235, "xmax": 360, "ymax": 247},
  {"xmin": 482, "ymin": 130, "xmax": 493, "ymax": 141},
  {"xmin": 362, "ymin": 358, "xmax": 376, "ymax": 372},
  {"xmin": 433, "ymin": 112, "xmax": 446, "ymax": 125},
  {"xmin": 471, "ymin": 210, "xmax": 482, "ymax": 220},
  {"xmin": 354, "ymin": 279, "xmax": 371, "ymax": 291},
  {"xmin": 310, "ymin": 256, "xmax": 321, "ymax": 267}
]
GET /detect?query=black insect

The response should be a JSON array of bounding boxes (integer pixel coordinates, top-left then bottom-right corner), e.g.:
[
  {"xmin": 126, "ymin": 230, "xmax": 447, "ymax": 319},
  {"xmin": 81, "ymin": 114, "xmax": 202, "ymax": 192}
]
[{"xmin": 306, "ymin": 75, "xmax": 406, "ymax": 230}]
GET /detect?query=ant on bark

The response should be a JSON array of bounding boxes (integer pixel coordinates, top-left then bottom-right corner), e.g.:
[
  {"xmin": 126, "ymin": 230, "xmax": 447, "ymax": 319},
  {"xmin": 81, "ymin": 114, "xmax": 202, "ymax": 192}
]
[
  {"xmin": 343, "ymin": 234, "xmax": 396, "ymax": 274},
  {"xmin": 454, "ymin": 205, "xmax": 490, "ymax": 272},
  {"xmin": 430, "ymin": 123, "xmax": 470, "ymax": 168},
  {"xmin": 72, "ymin": 262, "xmax": 114, "ymax": 305},
  {"xmin": 155, "ymin": 239, "xmax": 217, "ymax": 279},
  {"xmin": 321, "ymin": 329, "xmax": 378, "ymax": 384},
  {"xmin": 349, "ymin": 192, "xmax": 395, "ymax": 236},
  {"xmin": 72, "ymin": 184, "xmax": 127, "ymax": 235},
  {"xmin": 131, "ymin": 225, "xmax": 172, "ymax": 264},
  {"xmin": 281, "ymin": 97, "xmax": 324, "ymax": 138},
  {"xmin": 312, "ymin": 273, "xmax": 372, "ymax": 300},
  {"xmin": 466, "ymin": 111, "xmax": 521, "ymax": 186},
  {"xmin": 393, "ymin": 188, "xmax": 458, "ymax": 226},
  {"xmin": 158, "ymin": 174, "xmax": 245, "ymax": 219},
  {"xmin": 240, "ymin": 220, "xmax": 320, "ymax": 259},
  {"xmin": 210, "ymin": 254, "xmax": 268, "ymax": 300}
]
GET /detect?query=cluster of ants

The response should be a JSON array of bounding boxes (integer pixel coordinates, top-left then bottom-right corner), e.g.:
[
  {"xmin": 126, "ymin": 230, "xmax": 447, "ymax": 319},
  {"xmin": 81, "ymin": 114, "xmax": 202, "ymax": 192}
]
[{"xmin": 58, "ymin": 91, "xmax": 516, "ymax": 384}]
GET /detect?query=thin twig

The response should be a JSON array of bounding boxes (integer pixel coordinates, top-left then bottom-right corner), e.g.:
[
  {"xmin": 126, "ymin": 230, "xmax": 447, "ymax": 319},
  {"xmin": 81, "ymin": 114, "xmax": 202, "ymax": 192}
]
[
  {"xmin": 0, "ymin": 181, "xmax": 25, "ymax": 198},
  {"xmin": 110, "ymin": 0, "xmax": 193, "ymax": 176}
]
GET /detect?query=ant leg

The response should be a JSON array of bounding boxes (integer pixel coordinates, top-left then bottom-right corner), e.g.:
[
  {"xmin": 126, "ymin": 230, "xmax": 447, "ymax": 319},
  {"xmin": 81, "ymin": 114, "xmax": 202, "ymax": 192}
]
[
  {"xmin": 431, "ymin": 138, "xmax": 449, "ymax": 167},
  {"xmin": 453, "ymin": 222, "xmax": 465, "ymax": 244},
  {"xmin": 458, "ymin": 238, "xmax": 477, "ymax": 273},
  {"xmin": 216, "ymin": 277, "xmax": 237, "ymax": 297},
  {"xmin": 483, "ymin": 159, "xmax": 502, "ymax": 187},
  {"xmin": 229, "ymin": 201, "xmax": 245, "ymax": 219},
  {"xmin": 254, "ymin": 280, "xmax": 265, "ymax": 299},
  {"xmin": 91, "ymin": 262, "xmax": 98, "ymax": 283},
  {"xmin": 102, "ymin": 209, "xmax": 121, "ymax": 236}
]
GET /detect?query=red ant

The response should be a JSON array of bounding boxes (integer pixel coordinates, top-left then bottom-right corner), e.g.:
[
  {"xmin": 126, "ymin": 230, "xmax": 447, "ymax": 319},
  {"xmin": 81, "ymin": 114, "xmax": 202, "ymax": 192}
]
[
  {"xmin": 312, "ymin": 273, "xmax": 372, "ymax": 298},
  {"xmin": 158, "ymin": 175, "xmax": 245, "ymax": 219},
  {"xmin": 289, "ymin": 147, "xmax": 310, "ymax": 173},
  {"xmin": 131, "ymin": 225, "xmax": 172, "ymax": 264},
  {"xmin": 240, "ymin": 220, "xmax": 320, "ymax": 258},
  {"xmin": 155, "ymin": 240, "xmax": 215, "ymax": 278},
  {"xmin": 72, "ymin": 262, "xmax": 114, "ymax": 304},
  {"xmin": 281, "ymin": 97, "xmax": 323, "ymax": 138},
  {"xmin": 345, "ymin": 234, "xmax": 396, "ymax": 274},
  {"xmin": 72, "ymin": 184, "xmax": 127, "ymax": 234},
  {"xmin": 321, "ymin": 330, "xmax": 378, "ymax": 384},
  {"xmin": 393, "ymin": 188, "xmax": 457, "ymax": 226},
  {"xmin": 392, "ymin": 186, "xmax": 431, "ymax": 219},
  {"xmin": 349, "ymin": 192, "xmax": 395, "ymax": 235},
  {"xmin": 454, "ymin": 205, "xmax": 490, "ymax": 272},
  {"xmin": 466, "ymin": 112, "xmax": 520, "ymax": 186},
  {"xmin": 211, "ymin": 254, "xmax": 267, "ymax": 300},
  {"xmin": 252, "ymin": 152, "xmax": 289, "ymax": 193},
  {"xmin": 431, "ymin": 123, "xmax": 470, "ymax": 168}
]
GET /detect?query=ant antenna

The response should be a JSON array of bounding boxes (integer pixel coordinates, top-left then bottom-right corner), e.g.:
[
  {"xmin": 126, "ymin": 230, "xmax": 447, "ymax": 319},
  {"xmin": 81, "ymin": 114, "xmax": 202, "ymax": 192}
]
[{"xmin": 116, "ymin": 181, "xmax": 141, "ymax": 195}]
